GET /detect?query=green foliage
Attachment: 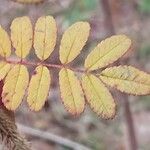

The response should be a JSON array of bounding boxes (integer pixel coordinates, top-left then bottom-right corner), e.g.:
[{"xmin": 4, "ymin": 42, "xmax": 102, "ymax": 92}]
[
  {"xmin": 65, "ymin": 0, "xmax": 98, "ymax": 24},
  {"xmin": 135, "ymin": 96, "xmax": 150, "ymax": 111},
  {"xmin": 139, "ymin": 0, "xmax": 150, "ymax": 13},
  {"xmin": 138, "ymin": 44, "xmax": 150, "ymax": 59},
  {"xmin": 86, "ymin": 134, "xmax": 106, "ymax": 150}
]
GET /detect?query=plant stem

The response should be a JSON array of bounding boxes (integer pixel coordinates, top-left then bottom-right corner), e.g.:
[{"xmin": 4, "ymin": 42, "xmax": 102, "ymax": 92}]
[
  {"xmin": 123, "ymin": 95, "xmax": 138, "ymax": 150},
  {"xmin": 18, "ymin": 123, "xmax": 91, "ymax": 150},
  {"xmin": 100, "ymin": 0, "xmax": 115, "ymax": 35},
  {"xmin": 5, "ymin": 58, "xmax": 86, "ymax": 74},
  {"xmin": 100, "ymin": 0, "xmax": 138, "ymax": 149}
]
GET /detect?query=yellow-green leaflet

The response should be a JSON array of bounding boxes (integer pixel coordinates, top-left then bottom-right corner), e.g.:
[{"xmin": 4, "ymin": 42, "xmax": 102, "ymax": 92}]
[
  {"xmin": 59, "ymin": 22, "xmax": 90, "ymax": 64},
  {"xmin": 11, "ymin": 16, "xmax": 33, "ymax": 58},
  {"xmin": 59, "ymin": 68, "xmax": 85, "ymax": 116},
  {"xmin": 0, "ymin": 62, "xmax": 11, "ymax": 80},
  {"xmin": 2, "ymin": 65, "xmax": 29, "ymax": 110},
  {"xmin": 82, "ymin": 74, "xmax": 116, "ymax": 119},
  {"xmin": 84, "ymin": 35, "xmax": 131, "ymax": 71},
  {"xmin": 100, "ymin": 65, "xmax": 150, "ymax": 95},
  {"xmin": 0, "ymin": 26, "xmax": 11, "ymax": 58},
  {"xmin": 27, "ymin": 65, "xmax": 51, "ymax": 111},
  {"xmin": 34, "ymin": 16, "xmax": 57, "ymax": 60}
]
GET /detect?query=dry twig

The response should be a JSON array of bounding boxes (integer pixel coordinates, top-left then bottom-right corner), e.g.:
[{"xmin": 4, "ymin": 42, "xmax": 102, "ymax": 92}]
[{"xmin": 17, "ymin": 123, "xmax": 91, "ymax": 150}]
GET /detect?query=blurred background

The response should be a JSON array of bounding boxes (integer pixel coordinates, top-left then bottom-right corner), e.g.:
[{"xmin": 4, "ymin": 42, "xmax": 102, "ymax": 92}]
[{"xmin": 0, "ymin": 0, "xmax": 150, "ymax": 150}]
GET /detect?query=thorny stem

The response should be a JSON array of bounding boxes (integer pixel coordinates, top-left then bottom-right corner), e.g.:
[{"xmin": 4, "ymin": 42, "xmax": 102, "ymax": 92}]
[{"xmin": 5, "ymin": 58, "xmax": 87, "ymax": 74}]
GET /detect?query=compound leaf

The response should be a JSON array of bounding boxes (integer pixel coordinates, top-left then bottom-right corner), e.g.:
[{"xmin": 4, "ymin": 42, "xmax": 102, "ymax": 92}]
[
  {"xmin": 34, "ymin": 16, "xmax": 57, "ymax": 60},
  {"xmin": 27, "ymin": 65, "xmax": 51, "ymax": 111},
  {"xmin": 82, "ymin": 74, "xmax": 116, "ymax": 119},
  {"xmin": 0, "ymin": 26, "xmax": 11, "ymax": 58},
  {"xmin": 2, "ymin": 65, "xmax": 29, "ymax": 110},
  {"xmin": 84, "ymin": 35, "xmax": 131, "ymax": 71},
  {"xmin": 0, "ymin": 62, "xmax": 11, "ymax": 80},
  {"xmin": 11, "ymin": 16, "xmax": 33, "ymax": 58},
  {"xmin": 59, "ymin": 22, "xmax": 90, "ymax": 64},
  {"xmin": 100, "ymin": 65, "xmax": 150, "ymax": 95},
  {"xmin": 59, "ymin": 68, "xmax": 85, "ymax": 116}
]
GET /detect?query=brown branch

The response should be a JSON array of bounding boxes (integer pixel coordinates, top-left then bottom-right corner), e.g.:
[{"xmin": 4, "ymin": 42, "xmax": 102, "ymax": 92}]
[
  {"xmin": 99, "ymin": 0, "xmax": 138, "ymax": 150},
  {"xmin": 100, "ymin": 0, "xmax": 115, "ymax": 35},
  {"xmin": 17, "ymin": 123, "xmax": 91, "ymax": 150},
  {"xmin": 123, "ymin": 95, "xmax": 138, "ymax": 150}
]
